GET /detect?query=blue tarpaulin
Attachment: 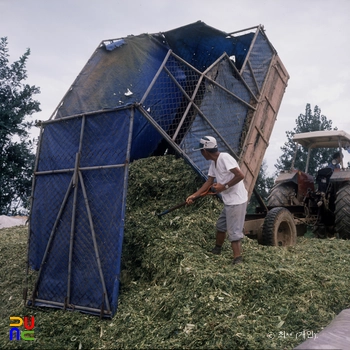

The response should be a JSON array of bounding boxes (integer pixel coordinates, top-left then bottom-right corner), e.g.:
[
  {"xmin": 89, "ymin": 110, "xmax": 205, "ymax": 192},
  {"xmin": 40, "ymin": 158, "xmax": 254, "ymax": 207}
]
[{"xmin": 26, "ymin": 21, "xmax": 284, "ymax": 317}]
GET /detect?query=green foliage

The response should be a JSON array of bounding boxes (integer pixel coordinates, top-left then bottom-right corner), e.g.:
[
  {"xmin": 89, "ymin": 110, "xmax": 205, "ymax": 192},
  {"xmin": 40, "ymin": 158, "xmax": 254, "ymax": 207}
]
[
  {"xmin": 1, "ymin": 156, "xmax": 350, "ymax": 349},
  {"xmin": 0, "ymin": 37, "xmax": 40, "ymax": 214},
  {"xmin": 275, "ymin": 104, "xmax": 336, "ymax": 177}
]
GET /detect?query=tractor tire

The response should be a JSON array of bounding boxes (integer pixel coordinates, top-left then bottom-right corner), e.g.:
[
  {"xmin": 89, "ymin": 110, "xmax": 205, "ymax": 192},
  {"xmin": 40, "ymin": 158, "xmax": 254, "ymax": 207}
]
[
  {"xmin": 262, "ymin": 207, "xmax": 297, "ymax": 246},
  {"xmin": 335, "ymin": 182, "xmax": 350, "ymax": 239},
  {"xmin": 267, "ymin": 184, "xmax": 296, "ymax": 207}
]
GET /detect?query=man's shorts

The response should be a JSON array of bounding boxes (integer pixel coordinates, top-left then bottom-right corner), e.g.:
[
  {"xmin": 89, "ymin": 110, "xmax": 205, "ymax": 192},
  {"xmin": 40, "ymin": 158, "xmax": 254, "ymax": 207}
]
[{"xmin": 216, "ymin": 201, "xmax": 247, "ymax": 242}]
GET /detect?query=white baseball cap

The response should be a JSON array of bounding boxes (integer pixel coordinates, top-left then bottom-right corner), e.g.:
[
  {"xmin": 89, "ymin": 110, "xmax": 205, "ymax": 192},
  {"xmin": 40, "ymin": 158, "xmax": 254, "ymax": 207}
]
[{"xmin": 193, "ymin": 136, "xmax": 218, "ymax": 151}]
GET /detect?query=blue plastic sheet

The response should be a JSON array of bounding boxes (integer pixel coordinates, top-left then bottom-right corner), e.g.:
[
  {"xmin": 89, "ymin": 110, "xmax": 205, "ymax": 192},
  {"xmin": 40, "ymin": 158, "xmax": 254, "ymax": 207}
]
[{"xmin": 28, "ymin": 21, "xmax": 278, "ymax": 317}]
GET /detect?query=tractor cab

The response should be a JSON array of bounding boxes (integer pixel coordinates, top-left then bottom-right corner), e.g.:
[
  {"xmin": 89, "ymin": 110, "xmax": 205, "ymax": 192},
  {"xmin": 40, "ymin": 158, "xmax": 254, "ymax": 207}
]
[
  {"xmin": 292, "ymin": 130, "xmax": 350, "ymax": 192},
  {"xmin": 292, "ymin": 130, "xmax": 350, "ymax": 173},
  {"xmin": 266, "ymin": 130, "xmax": 350, "ymax": 241}
]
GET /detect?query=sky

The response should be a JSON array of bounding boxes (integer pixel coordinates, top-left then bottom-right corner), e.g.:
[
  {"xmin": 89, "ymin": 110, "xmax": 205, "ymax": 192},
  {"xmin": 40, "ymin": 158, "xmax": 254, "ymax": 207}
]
[{"xmin": 1, "ymin": 0, "xmax": 350, "ymax": 175}]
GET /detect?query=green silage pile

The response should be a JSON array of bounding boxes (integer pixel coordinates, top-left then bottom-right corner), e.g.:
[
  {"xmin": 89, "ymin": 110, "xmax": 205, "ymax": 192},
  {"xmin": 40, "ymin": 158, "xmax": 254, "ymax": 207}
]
[
  {"xmin": 1, "ymin": 155, "xmax": 349, "ymax": 350},
  {"xmin": 122, "ymin": 155, "xmax": 223, "ymax": 283},
  {"xmin": 117, "ymin": 155, "xmax": 350, "ymax": 349}
]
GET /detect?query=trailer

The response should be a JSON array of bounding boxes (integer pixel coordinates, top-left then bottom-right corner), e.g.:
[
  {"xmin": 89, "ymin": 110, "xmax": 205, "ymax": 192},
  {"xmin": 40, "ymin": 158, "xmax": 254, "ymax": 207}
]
[{"xmin": 26, "ymin": 21, "xmax": 289, "ymax": 317}]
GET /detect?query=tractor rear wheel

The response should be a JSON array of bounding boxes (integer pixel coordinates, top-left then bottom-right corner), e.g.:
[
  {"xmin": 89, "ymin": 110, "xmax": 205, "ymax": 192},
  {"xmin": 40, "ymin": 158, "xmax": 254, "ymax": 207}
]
[
  {"xmin": 335, "ymin": 182, "xmax": 350, "ymax": 239},
  {"xmin": 262, "ymin": 207, "xmax": 297, "ymax": 246},
  {"xmin": 267, "ymin": 184, "xmax": 296, "ymax": 207}
]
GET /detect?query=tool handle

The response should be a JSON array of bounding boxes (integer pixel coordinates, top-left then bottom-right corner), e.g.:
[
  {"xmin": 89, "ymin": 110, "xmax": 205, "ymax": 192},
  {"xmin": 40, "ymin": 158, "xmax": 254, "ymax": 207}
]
[
  {"xmin": 156, "ymin": 187, "xmax": 217, "ymax": 218},
  {"xmin": 157, "ymin": 200, "xmax": 188, "ymax": 217},
  {"xmin": 156, "ymin": 191, "xmax": 210, "ymax": 218}
]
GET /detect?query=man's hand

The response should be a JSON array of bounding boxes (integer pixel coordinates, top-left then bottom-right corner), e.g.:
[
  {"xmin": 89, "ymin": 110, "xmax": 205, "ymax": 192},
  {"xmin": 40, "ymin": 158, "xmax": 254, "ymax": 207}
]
[
  {"xmin": 186, "ymin": 177, "xmax": 215, "ymax": 205},
  {"xmin": 186, "ymin": 195, "xmax": 196, "ymax": 205},
  {"xmin": 212, "ymin": 183, "xmax": 225, "ymax": 193}
]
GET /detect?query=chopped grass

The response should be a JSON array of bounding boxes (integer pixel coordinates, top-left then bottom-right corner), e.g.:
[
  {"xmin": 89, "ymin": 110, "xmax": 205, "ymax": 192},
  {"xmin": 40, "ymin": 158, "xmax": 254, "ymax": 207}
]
[{"xmin": 1, "ymin": 155, "xmax": 349, "ymax": 349}]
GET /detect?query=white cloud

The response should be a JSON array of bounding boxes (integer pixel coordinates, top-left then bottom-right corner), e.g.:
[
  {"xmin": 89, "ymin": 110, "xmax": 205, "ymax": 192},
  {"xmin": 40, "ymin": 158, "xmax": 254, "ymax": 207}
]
[{"xmin": 310, "ymin": 82, "xmax": 347, "ymax": 103}]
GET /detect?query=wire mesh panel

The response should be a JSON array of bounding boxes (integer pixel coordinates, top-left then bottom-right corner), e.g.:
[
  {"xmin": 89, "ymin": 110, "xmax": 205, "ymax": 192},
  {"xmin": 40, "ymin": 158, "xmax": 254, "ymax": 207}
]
[
  {"xmin": 137, "ymin": 24, "xmax": 288, "ymax": 194},
  {"xmin": 27, "ymin": 108, "xmax": 134, "ymax": 317},
  {"xmin": 138, "ymin": 35, "xmax": 264, "ymax": 177}
]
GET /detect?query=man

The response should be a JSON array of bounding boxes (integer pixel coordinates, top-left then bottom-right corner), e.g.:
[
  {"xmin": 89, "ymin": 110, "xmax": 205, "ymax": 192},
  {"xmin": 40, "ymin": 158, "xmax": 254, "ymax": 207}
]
[
  {"xmin": 186, "ymin": 136, "xmax": 248, "ymax": 265},
  {"xmin": 327, "ymin": 151, "xmax": 343, "ymax": 171}
]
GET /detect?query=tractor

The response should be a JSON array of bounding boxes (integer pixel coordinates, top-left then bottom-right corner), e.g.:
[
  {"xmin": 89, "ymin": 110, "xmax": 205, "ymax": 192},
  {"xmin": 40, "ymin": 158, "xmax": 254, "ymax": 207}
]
[{"xmin": 245, "ymin": 130, "xmax": 350, "ymax": 246}]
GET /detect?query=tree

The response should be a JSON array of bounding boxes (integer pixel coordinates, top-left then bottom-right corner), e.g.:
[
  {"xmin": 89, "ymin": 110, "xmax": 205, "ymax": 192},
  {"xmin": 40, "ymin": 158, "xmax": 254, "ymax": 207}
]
[
  {"xmin": 275, "ymin": 104, "xmax": 336, "ymax": 177},
  {"xmin": 0, "ymin": 37, "xmax": 40, "ymax": 215},
  {"xmin": 247, "ymin": 160, "xmax": 274, "ymax": 213}
]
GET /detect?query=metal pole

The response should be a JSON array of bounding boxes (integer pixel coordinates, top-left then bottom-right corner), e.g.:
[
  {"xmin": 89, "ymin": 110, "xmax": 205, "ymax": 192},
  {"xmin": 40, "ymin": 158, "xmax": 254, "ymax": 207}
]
[
  {"xmin": 67, "ymin": 116, "xmax": 85, "ymax": 304},
  {"xmin": 227, "ymin": 25, "xmax": 260, "ymax": 35},
  {"xmin": 338, "ymin": 137, "xmax": 344, "ymax": 169},
  {"xmin": 226, "ymin": 54, "xmax": 259, "ymax": 103},
  {"xmin": 137, "ymin": 104, "xmax": 185, "ymax": 155},
  {"xmin": 140, "ymin": 50, "xmax": 172, "ymax": 105},
  {"xmin": 240, "ymin": 26, "xmax": 261, "ymax": 74},
  {"xmin": 291, "ymin": 144, "xmax": 299, "ymax": 170},
  {"xmin": 204, "ymin": 72, "xmax": 257, "ymax": 110},
  {"xmin": 305, "ymin": 147, "xmax": 311, "ymax": 173},
  {"xmin": 170, "ymin": 73, "xmax": 204, "ymax": 142},
  {"xmin": 45, "ymin": 105, "xmax": 132, "ymax": 125},
  {"xmin": 246, "ymin": 60, "xmax": 261, "ymax": 95},
  {"xmin": 67, "ymin": 162, "xmax": 78, "ymax": 304},
  {"xmin": 171, "ymin": 51, "xmax": 256, "ymax": 110},
  {"xmin": 78, "ymin": 171, "xmax": 111, "ymax": 312},
  {"xmin": 28, "ymin": 297, "xmax": 112, "ymax": 317},
  {"xmin": 35, "ymin": 163, "xmax": 126, "ymax": 176},
  {"xmin": 186, "ymin": 104, "xmax": 242, "ymax": 161}
]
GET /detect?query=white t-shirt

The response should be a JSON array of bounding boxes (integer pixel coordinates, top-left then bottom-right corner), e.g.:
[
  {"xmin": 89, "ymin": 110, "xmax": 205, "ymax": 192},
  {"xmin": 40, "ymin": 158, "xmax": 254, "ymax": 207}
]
[{"xmin": 208, "ymin": 152, "xmax": 248, "ymax": 205}]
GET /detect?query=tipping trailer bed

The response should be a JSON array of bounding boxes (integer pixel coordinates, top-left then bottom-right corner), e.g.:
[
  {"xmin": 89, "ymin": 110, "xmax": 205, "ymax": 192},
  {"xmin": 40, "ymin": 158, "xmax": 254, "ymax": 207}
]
[{"xmin": 26, "ymin": 22, "xmax": 289, "ymax": 317}]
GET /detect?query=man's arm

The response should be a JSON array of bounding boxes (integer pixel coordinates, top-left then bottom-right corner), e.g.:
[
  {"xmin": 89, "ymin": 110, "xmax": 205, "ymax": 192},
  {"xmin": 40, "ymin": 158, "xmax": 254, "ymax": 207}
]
[{"xmin": 186, "ymin": 176, "xmax": 215, "ymax": 204}]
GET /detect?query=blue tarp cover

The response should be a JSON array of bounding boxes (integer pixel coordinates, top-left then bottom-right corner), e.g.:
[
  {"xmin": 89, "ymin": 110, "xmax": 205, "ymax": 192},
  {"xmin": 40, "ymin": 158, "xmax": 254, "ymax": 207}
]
[{"xmin": 28, "ymin": 21, "xmax": 276, "ymax": 316}]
